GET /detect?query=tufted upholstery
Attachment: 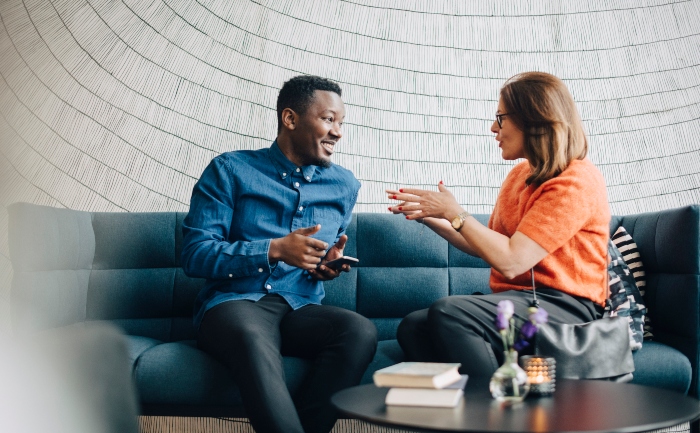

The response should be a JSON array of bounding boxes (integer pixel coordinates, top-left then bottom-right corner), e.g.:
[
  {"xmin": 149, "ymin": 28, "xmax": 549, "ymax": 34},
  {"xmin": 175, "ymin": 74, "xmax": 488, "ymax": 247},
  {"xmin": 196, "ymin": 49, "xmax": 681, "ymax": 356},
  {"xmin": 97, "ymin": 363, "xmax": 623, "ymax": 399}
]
[{"xmin": 8, "ymin": 202, "xmax": 699, "ymax": 416}]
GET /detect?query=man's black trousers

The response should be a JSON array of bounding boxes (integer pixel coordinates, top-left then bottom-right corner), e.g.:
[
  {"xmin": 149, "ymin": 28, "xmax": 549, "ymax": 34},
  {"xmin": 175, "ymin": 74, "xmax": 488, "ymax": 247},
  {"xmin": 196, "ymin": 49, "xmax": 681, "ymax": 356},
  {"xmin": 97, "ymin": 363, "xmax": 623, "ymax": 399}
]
[{"xmin": 198, "ymin": 294, "xmax": 378, "ymax": 433}]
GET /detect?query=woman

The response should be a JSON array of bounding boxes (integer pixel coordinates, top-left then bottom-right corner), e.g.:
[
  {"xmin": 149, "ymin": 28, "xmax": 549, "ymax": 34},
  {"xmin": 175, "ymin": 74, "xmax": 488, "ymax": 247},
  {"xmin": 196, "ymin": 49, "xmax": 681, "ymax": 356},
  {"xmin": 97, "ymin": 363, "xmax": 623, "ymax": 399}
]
[{"xmin": 388, "ymin": 72, "xmax": 610, "ymax": 378}]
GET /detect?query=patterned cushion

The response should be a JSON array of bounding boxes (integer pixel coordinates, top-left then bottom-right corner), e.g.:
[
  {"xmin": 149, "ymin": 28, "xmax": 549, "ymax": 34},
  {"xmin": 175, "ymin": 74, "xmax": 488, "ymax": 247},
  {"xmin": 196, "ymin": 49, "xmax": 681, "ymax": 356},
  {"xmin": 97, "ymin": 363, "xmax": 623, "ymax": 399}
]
[
  {"xmin": 605, "ymin": 240, "xmax": 647, "ymax": 351},
  {"xmin": 611, "ymin": 226, "xmax": 652, "ymax": 339}
]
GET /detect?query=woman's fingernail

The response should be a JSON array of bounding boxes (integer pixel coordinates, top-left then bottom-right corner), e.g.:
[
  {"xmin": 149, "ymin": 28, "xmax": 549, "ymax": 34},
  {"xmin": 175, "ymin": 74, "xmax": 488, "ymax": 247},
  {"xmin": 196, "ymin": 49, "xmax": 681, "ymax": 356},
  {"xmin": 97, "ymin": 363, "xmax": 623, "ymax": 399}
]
[
  {"xmin": 388, "ymin": 207, "xmax": 392, "ymax": 211},
  {"xmin": 399, "ymin": 189, "xmax": 404, "ymax": 192},
  {"xmin": 392, "ymin": 195, "xmax": 397, "ymax": 199},
  {"xmin": 398, "ymin": 207, "xmax": 403, "ymax": 210},
  {"xmin": 439, "ymin": 180, "xmax": 444, "ymax": 184},
  {"xmin": 405, "ymin": 216, "xmax": 409, "ymax": 220}
]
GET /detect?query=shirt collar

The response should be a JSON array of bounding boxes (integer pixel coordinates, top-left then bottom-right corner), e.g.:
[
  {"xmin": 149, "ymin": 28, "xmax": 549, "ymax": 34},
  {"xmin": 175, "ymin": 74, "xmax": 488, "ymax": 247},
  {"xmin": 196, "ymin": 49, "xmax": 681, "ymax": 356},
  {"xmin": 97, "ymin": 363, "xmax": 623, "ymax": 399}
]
[{"xmin": 268, "ymin": 140, "xmax": 318, "ymax": 182}]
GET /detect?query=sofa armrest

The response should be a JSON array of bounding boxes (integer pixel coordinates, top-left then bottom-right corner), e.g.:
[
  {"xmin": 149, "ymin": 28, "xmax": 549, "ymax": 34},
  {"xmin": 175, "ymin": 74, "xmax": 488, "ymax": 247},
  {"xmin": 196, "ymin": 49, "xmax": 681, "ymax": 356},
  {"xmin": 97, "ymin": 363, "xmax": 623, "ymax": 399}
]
[
  {"xmin": 616, "ymin": 205, "xmax": 700, "ymax": 395},
  {"xmin": 8, "ymin": 202, "xmax": 95, "ymax": 333}
]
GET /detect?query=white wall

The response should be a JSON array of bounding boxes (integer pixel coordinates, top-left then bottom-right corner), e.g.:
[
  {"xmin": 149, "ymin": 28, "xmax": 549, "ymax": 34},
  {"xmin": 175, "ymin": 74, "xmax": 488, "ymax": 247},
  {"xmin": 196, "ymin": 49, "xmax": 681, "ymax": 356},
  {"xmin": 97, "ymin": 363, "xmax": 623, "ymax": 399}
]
[{"xmin": 1, "ymin": 0, "xmax": 700, "ymax": 330}]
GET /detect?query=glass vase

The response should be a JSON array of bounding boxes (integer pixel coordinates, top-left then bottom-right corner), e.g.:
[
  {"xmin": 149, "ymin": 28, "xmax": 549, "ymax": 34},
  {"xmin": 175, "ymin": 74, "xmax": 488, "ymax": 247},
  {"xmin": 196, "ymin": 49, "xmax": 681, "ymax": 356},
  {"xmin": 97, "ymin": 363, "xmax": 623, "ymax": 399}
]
[{"xmin": 489, "ymin": 350, "xmax": 530, "ymax": 402}]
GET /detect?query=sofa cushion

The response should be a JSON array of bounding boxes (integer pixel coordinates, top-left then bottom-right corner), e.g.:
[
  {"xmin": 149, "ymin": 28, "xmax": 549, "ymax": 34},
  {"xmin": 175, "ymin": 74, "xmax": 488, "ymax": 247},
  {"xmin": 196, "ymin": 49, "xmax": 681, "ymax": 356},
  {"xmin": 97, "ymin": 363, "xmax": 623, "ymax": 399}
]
[
  {"xmin": 360, "ymin": 339, "xmax": 406, "ymax": 385},
  {"xmin": 126, "ymin": 335, "xmax": 161, "ymax": 369},
  {"xmin": 630, "ymin": 341, "xmax": 691, "ymax": 394},
  {"xmin": 132, "ymin": 340, "xmax": 312, "ymax": 406}
]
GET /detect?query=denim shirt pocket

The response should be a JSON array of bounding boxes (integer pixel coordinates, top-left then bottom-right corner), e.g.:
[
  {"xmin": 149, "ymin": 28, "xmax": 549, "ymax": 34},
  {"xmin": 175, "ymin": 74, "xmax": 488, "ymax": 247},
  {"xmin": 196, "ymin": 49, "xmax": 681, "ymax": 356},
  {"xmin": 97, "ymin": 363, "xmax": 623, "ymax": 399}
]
[{"xmin": 311, "ymin": 207, "xmax": 344, "ymax": 246}]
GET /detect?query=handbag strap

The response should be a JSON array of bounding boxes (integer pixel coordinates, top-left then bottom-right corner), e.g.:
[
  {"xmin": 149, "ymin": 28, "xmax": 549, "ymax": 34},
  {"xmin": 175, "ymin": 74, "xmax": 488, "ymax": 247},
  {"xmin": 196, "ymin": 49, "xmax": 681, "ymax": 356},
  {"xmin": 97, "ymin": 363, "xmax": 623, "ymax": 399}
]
[{"xmin": 530, "ymin": 268, "xmax": 539, "ymax": 308}]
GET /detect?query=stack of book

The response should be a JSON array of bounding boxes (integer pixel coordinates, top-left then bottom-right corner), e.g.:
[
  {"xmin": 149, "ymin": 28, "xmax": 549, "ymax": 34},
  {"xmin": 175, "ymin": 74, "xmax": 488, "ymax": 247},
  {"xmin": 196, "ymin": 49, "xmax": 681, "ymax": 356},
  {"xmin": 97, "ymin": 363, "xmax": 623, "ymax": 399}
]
[{"xmin": 372, "ymin": 362, "xmax": 468, "ymax": 408}]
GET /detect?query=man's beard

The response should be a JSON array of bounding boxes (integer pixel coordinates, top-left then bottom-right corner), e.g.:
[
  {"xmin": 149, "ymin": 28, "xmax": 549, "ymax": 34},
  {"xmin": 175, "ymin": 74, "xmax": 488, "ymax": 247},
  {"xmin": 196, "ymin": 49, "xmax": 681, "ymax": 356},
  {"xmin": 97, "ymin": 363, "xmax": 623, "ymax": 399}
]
[{"xmin": 309, "ymin": 156, "xmax": 332, "ymax": 169}]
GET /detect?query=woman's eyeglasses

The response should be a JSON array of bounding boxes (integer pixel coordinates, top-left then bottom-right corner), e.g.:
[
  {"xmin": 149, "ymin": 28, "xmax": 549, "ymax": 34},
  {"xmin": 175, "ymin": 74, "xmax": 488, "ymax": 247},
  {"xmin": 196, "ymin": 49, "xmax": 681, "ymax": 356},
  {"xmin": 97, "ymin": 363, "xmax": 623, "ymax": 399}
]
[{"xmin": 496, "ymin": 113, "xmax": 510, "ymax": 128}]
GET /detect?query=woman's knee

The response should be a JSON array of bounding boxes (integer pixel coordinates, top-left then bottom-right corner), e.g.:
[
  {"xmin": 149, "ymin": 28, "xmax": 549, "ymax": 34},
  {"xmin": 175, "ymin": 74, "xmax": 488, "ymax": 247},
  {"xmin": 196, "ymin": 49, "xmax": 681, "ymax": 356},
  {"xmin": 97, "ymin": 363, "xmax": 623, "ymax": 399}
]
[
  {"xmin": 427, "ymin": 296, "xmax": 485, "ymax": 331},
  {"xmin": 398, "ymin": 309, "xmax": 428, "ymax": 344}
]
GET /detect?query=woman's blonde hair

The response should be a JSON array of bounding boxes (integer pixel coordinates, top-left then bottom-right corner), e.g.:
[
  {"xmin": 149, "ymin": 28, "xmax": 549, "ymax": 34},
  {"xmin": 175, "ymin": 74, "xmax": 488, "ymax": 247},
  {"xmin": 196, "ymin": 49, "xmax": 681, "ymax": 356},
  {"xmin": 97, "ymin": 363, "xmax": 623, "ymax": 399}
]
[{"xmin": 500, "ymin": 72, "xmax": 587, "ymax": 186}]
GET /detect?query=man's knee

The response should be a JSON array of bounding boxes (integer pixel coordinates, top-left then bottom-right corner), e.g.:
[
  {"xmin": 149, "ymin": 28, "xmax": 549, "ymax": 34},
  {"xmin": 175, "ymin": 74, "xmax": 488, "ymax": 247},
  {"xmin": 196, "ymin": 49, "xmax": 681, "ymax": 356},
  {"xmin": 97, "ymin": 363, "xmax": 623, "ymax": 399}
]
[
  {"xmin": 335, "ymin": 312, "xmax": 377, "ymax": 359},
  {"xmin": 347, "ymin": 313, "xmax": 378, "ymax": 347}
]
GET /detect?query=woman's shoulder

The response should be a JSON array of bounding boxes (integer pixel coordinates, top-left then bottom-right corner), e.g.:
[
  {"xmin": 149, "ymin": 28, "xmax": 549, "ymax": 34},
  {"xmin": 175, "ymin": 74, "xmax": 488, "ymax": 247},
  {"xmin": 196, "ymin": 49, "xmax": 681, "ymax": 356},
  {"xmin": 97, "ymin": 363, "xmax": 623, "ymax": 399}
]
[
  {"xmin": 558, "ymin": 158, "xmax": 606, "ymax": 185},
  {"xmin": 503, "ymin": 160, "xmax": 531, "ymax": 183}
]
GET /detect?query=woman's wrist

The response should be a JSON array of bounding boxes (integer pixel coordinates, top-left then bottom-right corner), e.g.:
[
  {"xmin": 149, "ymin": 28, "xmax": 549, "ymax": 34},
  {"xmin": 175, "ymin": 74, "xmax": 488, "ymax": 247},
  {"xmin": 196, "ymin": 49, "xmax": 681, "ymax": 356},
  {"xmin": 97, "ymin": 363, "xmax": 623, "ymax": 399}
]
[{"xmin": 445, "ymin": 207, "xmax": 466, "ymax": 222}]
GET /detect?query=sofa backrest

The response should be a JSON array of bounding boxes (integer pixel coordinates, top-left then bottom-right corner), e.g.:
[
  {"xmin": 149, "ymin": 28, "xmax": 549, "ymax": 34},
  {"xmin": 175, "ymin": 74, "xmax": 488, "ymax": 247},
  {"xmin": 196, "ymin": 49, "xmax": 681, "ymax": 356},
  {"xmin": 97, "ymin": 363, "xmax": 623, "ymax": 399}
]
[
  {"xmin": 9, "ymin": 204, "xmax": 201, "ymax": 342},
  {"xmin": 322, "ymin": 213, "xmax": 492, "ymax": 341}
]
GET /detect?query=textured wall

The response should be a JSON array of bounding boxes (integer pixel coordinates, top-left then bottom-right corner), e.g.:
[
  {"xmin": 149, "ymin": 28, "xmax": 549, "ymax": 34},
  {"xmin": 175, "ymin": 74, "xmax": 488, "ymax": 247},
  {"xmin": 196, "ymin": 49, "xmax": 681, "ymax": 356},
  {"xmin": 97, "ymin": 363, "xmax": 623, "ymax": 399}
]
[{"xmin": 2, "ymin": 0, "xmax": 700, "ymax": 330}]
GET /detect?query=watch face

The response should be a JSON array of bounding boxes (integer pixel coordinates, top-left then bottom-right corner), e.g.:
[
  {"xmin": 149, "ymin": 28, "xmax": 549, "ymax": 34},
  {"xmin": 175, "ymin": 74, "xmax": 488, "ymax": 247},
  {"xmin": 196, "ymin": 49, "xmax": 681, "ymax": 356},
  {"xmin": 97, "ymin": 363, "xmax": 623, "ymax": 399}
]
[{"xmin": 451, "ymin": 216, "xmax": 461, "ymax": 230}]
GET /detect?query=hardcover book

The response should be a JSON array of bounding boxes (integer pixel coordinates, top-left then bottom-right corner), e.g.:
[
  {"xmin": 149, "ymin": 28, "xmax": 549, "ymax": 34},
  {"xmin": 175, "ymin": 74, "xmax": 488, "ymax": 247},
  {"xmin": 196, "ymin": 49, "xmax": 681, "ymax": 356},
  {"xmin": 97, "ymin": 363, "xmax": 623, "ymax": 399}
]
[
  {"xmin": 385, "ymin": 375, "xmax": 468, "ymax": 407},
  {"xmin": 373, "ymin": 362, "xmax": 462, "ymax": 389}
]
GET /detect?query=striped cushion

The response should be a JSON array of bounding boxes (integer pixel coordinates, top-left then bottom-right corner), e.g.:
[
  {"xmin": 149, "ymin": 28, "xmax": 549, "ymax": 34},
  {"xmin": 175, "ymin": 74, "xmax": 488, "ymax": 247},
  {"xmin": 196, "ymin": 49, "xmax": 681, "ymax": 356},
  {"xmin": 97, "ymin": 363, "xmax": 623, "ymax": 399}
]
[{"xmin": 612, "ymin": 226, "xmax": 652, "ymax": 340}]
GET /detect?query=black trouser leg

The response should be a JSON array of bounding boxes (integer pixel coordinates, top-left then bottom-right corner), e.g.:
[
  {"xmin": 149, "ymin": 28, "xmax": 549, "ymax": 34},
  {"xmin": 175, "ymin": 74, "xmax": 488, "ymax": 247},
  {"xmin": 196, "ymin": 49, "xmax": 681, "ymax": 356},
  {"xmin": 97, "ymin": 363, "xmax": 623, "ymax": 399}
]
[
  {"xmin": 397, "ymin": 309, "xmax": 439, "ymax": 362},
  {"xmin": 281, "ymin": 304, "xmax": 378, "ymax": 433},
  {"xmin": 197, "ymin": 295, "xmax": 305, "ymax": 433}
]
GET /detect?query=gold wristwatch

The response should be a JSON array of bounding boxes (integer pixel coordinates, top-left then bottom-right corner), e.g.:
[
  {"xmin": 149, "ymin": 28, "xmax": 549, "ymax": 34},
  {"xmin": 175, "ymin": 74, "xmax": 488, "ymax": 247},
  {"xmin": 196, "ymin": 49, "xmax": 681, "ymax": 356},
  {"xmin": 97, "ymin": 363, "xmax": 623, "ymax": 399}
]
[{"xmin": 451, "ymin": 211, "xmax": 471, "ymax": 231}]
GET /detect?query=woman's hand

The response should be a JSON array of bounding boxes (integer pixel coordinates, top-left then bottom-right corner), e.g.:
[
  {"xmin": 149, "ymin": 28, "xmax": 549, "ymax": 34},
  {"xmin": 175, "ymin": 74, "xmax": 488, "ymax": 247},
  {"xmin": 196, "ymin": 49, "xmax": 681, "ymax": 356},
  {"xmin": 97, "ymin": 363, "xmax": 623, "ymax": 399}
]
[
  {"xmin": 387, "ymin": 182, "xmax": 463, "ymax": 222},
  {"xmin": 386, "ymin": 189, "xmax": 423, "ymax": 219}
]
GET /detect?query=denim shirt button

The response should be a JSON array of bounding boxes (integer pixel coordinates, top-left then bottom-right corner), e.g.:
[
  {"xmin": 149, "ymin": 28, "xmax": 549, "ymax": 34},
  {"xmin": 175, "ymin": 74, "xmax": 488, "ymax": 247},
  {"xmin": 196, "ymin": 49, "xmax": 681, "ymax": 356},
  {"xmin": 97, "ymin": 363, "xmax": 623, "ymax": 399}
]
[
  {"xmin": 265, "ymin": 284, "xmax": 272, "ymax": 290},
  {"xmin": 294, "ymin": 182, "xmax": 300, "ymax": 188},
  {"xmin": 228, "ymin": 274, "xmax": 233, "ymax": 278},
  {"xmin": 258, "ymin": 268, "xmax": 263, "ymax": 273}
]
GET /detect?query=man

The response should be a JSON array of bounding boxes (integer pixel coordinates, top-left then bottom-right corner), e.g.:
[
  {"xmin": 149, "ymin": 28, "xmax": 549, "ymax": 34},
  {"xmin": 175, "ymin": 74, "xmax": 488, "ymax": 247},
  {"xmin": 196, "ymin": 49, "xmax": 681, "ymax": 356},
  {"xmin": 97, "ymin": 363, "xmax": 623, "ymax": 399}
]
[{"xmin": 181, "ymin": 75, "xmax": 377, "ymax": 433}]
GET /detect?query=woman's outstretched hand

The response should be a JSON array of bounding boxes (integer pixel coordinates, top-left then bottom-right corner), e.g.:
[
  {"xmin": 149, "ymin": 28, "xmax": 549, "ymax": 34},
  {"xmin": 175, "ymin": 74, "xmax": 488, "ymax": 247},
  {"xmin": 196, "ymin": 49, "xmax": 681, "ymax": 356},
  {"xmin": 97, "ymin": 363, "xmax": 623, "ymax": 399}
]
[
  {"xmin": 386, "ymin": 189, "xmax": 422, "ymax": 218},
  {"xmin": 387, "ymin": 182, "xmax": 463, "ymax": 221}
]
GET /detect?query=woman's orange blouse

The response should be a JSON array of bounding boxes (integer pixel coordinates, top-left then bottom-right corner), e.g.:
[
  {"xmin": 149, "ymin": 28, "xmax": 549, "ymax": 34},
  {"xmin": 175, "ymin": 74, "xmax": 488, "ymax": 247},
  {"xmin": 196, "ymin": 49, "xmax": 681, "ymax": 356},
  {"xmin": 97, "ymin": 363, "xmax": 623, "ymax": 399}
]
[{"xmin": 488, "ymin": 159, "xmax": 611, "ymax": 306}]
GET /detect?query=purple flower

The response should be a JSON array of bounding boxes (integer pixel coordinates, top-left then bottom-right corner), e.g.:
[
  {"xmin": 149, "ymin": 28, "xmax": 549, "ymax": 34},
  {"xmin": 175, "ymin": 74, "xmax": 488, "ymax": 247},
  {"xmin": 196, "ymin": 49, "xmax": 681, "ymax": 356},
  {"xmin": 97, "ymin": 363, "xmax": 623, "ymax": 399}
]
[
  {"xmin": 495, "ymin": 313, "xmax": 510, "ymax": 331},
  {"xmin": 513, "ymin": 339, "xmax": 530, "ymax": 352},
  {"xmin": 520, "ymin": 321, "xmax": 538, "ymax": 339},
  {"xmin": 529, "ymin": 307, "xmax": 549, "ymax": 325},
  {"xmin": 497, "ymin": 300, "xmax": 514, "ymax": 319}
]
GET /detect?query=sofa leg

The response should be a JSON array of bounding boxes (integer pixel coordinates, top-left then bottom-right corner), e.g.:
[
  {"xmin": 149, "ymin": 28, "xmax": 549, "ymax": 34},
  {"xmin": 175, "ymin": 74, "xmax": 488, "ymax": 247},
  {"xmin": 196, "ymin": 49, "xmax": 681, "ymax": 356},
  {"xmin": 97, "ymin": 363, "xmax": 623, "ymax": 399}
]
[{"xmin": 691, "ymin": 418, "xmax": 700, "ymax": 433}]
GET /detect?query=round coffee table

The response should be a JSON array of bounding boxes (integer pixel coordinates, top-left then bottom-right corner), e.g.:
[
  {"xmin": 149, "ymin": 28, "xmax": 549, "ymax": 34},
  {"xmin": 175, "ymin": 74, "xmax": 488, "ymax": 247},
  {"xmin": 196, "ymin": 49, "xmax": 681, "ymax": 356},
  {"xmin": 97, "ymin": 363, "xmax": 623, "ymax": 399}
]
[{"xmin": 332, "ymin": 378, "xmax": 700, "ymax": 433}]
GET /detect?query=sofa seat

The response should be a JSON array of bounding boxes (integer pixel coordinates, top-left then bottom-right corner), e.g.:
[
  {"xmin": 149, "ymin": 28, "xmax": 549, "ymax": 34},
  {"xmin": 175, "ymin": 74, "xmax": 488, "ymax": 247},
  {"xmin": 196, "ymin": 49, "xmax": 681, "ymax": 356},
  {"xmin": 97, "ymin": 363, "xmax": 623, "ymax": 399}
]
[
  {"xmin": 128, "ymin": 336, "xmax": 690, "ymax": 413},
  {"xmin": 131, "ymin": 339, "xmax": 405, "ymax": 410},
  {"xmin": 630, "ymin": 341, "xmax": 692, "ymax": 393},
  {"xmin": 130, "ymin": 338, "xmax": 311, "ymax": 415}
]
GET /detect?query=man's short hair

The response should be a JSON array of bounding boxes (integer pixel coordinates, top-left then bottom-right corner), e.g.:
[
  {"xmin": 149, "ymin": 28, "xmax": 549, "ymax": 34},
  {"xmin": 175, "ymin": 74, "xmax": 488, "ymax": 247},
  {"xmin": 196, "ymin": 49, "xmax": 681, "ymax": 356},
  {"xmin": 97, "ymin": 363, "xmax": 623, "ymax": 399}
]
[{"xmin": 276, "ymin": 75, "xmax": 342, "ymax": 132}]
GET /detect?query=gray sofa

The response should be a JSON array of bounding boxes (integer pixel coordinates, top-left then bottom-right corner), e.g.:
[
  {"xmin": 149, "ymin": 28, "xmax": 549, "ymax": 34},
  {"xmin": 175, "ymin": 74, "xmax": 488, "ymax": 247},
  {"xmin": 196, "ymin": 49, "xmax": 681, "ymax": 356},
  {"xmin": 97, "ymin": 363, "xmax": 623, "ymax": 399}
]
[{"xmin": 8, "ymin": 202, "xmax": 699, "ymax": 417}]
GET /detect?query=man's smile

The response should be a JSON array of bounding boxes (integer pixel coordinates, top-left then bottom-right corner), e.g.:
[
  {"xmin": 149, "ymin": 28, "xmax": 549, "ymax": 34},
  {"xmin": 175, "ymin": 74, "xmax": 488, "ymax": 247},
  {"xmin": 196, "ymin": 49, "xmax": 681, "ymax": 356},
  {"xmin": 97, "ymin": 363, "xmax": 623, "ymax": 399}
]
[{"xmin": 321, "ymin": 140, "xmax": 336, "ymax": 154}]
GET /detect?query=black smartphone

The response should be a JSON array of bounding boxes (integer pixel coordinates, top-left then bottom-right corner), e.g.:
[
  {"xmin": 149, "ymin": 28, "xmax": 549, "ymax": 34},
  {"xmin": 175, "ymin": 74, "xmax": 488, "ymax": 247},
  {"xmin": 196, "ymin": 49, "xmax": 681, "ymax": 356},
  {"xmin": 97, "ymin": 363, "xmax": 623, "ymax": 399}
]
[{"xmin": 322, "ymin": 256, "xmax": 359, "ymax": 270}]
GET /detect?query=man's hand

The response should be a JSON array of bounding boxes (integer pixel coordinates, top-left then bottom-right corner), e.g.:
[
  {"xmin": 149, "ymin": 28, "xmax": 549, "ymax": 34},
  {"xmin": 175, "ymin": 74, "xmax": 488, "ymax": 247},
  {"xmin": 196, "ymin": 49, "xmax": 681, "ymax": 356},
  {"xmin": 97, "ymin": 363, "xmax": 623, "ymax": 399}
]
[
  {"xmin": 309, "ymin": 234, "xmax": 351, "ymax": 281},
  {"xmin": 269, "ymin": 225, "xmax": 328, "ymax": 270}
]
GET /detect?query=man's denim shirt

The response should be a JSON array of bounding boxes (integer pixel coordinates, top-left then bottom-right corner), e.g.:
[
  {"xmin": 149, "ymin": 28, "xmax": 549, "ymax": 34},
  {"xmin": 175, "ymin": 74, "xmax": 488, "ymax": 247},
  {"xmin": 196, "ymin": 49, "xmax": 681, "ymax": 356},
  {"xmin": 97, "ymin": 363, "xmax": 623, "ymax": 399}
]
[{"xmin": 182, "ymin": 141, "xmax": 360, "ymax": 329}]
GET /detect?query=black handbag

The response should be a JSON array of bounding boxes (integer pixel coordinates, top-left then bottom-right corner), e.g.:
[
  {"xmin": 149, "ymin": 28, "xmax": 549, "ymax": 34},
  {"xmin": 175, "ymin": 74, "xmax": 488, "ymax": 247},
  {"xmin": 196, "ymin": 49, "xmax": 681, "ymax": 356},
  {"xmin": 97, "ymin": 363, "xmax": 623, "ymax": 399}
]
[{"xmin": 530, "ymin": 270, "xmax": 635, "ymax": 381}]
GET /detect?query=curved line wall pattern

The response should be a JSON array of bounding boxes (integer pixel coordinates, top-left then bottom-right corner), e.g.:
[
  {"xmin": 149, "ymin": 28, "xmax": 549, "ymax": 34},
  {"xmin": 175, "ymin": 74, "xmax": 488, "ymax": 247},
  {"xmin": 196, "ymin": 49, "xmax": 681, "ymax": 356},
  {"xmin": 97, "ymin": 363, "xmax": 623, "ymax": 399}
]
[{"xmin": 1, "ymin": 0, "xmax": 700, "ymax": 329}]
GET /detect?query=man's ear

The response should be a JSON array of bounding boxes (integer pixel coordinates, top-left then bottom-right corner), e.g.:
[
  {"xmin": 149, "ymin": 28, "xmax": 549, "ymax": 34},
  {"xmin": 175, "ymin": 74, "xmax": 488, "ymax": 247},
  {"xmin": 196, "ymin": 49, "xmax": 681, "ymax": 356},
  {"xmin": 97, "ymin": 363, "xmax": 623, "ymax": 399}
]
[{"xmin": 281, "ymin": 108, "xmax": 297, "ymax": 131}]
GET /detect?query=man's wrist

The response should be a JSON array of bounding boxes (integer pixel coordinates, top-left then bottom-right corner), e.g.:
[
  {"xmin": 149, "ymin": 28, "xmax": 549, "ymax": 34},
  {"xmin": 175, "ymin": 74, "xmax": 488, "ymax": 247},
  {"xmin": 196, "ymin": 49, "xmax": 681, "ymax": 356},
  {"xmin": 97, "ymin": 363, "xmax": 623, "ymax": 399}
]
[{"xmin": 268, "ymin": 238, "xmax": 281, "ymax": 263}]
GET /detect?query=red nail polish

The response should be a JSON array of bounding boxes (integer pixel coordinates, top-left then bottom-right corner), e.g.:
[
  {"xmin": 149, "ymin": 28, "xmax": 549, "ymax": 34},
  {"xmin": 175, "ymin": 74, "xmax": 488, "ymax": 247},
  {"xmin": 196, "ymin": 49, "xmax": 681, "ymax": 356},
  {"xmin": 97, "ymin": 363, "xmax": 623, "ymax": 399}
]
[
  {"xmin": 398, "ymin": 207, "xmax": 403, "ymax": 210},
  {"xmin": 399, "ymin": 189, "xmax": 404, "ymax": 192},
  {"xmin": 439, "ymin": 180, "xmax": 444, "ymax": 184},
  {"xmin": 388, "ymin": 207, "xmax": 392, "ymax": 211},
  {"xmin": 393, "ymin": 195, "xmax": 397, "ymax": 199},
  {"xmin": 405, "ymin": 216, "xmax": 409, "ymax": 220}
]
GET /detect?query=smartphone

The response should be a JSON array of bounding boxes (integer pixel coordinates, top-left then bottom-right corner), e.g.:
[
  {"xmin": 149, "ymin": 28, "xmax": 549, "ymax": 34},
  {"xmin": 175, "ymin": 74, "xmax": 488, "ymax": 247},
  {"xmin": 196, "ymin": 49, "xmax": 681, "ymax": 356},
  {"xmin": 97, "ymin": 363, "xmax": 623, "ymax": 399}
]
[{"xmin": 322, "ymin": 256, "xmax": 359, "ymax": 270}]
